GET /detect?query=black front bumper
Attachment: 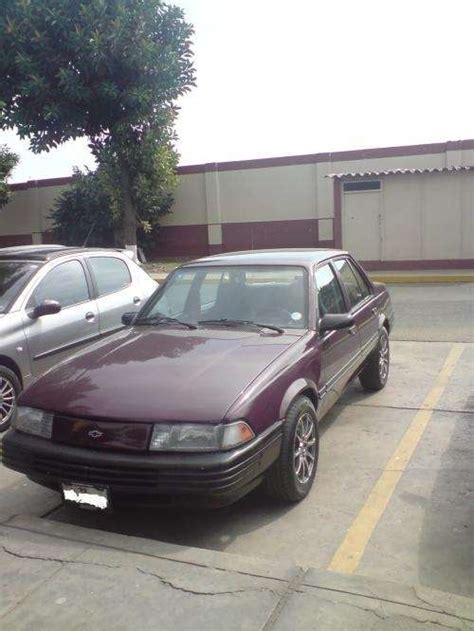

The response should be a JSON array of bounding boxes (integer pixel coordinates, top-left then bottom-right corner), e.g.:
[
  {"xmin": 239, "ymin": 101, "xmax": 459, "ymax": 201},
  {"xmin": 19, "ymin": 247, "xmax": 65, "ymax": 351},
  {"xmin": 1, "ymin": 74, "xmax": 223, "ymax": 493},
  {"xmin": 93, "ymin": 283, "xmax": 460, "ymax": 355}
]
[{"xmin": 2, "ymin": 423, "xmax": 282, "ymax": 507}]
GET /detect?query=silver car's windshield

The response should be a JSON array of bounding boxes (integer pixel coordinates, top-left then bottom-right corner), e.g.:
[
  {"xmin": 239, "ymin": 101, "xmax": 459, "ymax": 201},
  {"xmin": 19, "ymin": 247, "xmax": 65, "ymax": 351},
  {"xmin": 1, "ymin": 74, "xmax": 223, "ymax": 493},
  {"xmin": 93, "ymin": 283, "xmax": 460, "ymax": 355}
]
[
  {"xmin": 138, "ymin": 265, "xmax": 308, "ymax": 329},
  {"xmin": 0, "ymin": 261, "xmax": 40, "ymax": 313}
]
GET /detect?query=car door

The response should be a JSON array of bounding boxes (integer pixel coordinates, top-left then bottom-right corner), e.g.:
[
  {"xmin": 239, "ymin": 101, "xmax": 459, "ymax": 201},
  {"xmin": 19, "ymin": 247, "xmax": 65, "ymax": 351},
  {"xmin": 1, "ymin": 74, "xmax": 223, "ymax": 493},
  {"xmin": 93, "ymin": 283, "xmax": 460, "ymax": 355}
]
[
  {"xmin": 315, "ymin": 263, "xmax": 361, "ymax": 416},
  {"xmin": 22, "ymin": 258, "xmax": 100, "ymax": 377},
  {"xmin": 86, "ymin": 255, "xmax": 142, "ymax": 335},
  {"xmin": 332, "ymin": 257, "xmax": 379, "ymax": 359}
]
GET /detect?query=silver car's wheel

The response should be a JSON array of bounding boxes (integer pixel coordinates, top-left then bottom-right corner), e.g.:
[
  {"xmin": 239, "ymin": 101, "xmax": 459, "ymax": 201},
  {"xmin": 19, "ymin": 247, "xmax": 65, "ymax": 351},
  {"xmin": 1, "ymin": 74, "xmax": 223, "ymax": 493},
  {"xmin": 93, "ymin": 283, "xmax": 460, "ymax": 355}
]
[
  {"xmin": 0, "ymin": 368, "xmax": 20, "ymax": 432},
  {"xmin": 0, "ymin": 376, "xmax": 16, "ymax": 426},
  {"xmin": 293, "ymin": 412, "xmax": 317, "ymax": 484}
]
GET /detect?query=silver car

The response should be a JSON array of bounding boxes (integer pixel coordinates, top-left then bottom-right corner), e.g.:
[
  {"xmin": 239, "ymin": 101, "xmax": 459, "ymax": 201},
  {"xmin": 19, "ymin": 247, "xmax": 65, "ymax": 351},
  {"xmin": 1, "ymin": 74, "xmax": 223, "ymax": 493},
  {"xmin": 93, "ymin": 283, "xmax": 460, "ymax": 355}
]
[{"xmin": 0, "ymin": 245, "xmax": 158, "ymax": 431}]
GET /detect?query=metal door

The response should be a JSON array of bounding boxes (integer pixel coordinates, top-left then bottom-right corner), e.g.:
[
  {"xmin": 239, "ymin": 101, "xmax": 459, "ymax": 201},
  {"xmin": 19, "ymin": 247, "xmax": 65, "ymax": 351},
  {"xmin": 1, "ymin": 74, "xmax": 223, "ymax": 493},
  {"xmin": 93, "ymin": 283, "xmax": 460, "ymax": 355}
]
[{"xmin": 342, "ymin": 190, "xmax": 381, "ymax": 260}]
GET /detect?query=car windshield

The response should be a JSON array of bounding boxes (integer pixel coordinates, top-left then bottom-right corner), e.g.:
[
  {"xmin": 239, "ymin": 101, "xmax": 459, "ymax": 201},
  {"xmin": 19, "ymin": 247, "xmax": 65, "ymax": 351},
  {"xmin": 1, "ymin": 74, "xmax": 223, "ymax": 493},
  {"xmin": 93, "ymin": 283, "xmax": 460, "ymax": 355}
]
[
  {"xmin": 0, "ymin": 261, "xmax": 40, "ymax": 314},
  {"xmin": 138, "ymin": 265, "xmax": 308, "ymax": 329}
]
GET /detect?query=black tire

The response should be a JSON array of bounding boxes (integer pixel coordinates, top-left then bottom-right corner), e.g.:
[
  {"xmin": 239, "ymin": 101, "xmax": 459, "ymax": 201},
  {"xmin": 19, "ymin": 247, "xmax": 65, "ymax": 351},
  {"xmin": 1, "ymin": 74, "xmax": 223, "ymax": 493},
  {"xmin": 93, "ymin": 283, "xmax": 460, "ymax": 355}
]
[
  {"xmin": 265, "ymin": 396, "xmax": 319, "ymax": 502},
  {"xmin": 359, "ymin": 327, "xmax": 390, "ymax": 392},
  {"xmin": 0, "ymin": 366, "xmax": 21, "ymax": 433}
]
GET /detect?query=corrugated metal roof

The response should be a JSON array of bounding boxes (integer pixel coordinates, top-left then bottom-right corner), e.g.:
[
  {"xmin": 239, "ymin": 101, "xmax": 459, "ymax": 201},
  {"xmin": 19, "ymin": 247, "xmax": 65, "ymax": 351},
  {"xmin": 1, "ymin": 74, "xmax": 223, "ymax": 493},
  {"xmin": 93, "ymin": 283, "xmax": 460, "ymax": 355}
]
[{"xmin": 326, "ymin": 165, "xmax": 474, "ymax": 178}]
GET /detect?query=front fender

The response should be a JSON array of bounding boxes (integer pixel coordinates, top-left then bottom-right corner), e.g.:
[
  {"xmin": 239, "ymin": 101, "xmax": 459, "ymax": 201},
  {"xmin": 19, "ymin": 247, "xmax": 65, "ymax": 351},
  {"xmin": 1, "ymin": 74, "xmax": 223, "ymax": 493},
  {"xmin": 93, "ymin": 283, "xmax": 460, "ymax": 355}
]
[{"xmin": 278, "ymin": 378, "xmax": 319, "ymax": 421}]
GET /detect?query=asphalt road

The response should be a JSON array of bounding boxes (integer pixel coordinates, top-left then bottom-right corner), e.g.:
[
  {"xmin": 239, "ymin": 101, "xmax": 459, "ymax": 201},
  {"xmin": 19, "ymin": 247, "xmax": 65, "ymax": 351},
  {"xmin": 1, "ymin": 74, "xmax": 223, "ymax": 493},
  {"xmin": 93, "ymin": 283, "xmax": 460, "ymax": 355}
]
[
  {"xmin": 389, "ymin": 283, "xmax": 474, "ymax": 342},
  {"xmin": 1, "ymin": 284, "xmax": 473, "ymax": 599}
]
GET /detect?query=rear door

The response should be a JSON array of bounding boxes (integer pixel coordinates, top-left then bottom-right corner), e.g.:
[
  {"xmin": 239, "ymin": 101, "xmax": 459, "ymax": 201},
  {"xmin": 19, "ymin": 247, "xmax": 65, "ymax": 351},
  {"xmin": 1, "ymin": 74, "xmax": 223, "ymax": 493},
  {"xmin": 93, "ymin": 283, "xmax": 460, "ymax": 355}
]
[
  {"xmin": 315, "ymin": 263, "xmax": 360, "ymax": 416},
  {"xmin": 86, "ymin": 255, "xmax": 142, "ymax": 335},
  {"xmin": 22, "ymin": 259, "xmax": 100, "ymax": 376},
  {"xmin": 333, "ymin": 257, "xmax": 378, "ymax": 358}
]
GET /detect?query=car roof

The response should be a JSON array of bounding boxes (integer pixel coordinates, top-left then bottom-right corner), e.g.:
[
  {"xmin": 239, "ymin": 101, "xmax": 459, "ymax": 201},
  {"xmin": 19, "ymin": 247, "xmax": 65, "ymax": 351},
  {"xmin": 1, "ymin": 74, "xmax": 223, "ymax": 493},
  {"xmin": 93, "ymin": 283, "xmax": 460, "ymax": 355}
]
[
  {"xmin": 0, "ymin": 245, "xmax": 127, "ymax": 263},
  {"xmin": 185, "ymin": 248, "xmax": 347, "ymax": 267}
]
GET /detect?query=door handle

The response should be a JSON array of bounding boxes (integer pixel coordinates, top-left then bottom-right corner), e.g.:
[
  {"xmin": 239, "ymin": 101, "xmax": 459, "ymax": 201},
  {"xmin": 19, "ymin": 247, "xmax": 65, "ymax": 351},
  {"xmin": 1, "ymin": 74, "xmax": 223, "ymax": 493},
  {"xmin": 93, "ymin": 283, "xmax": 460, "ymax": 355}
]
[
  {"xmin": 372, "ymin": 307, "xmax": 379, "ymax": 315},
  {"xmin": 348, "ymin": 325, "xmax": 358, "ymax": 335},
  {"xmin": 133, "ymin": 296, "xmax": 141, "ymax": 305},
  {"xmin": 85, "ymin": 312, "xmax": 95, "ymax": 321}
]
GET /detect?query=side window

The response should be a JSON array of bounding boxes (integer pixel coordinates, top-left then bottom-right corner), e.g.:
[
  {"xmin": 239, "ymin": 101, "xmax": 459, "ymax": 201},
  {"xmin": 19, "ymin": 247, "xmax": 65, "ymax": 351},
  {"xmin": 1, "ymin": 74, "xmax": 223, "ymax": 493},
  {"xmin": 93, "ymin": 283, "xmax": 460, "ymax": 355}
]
[
  {"xmin": 315, "ymin": 264, "xmax": 346, "ymax": 317},
  {"xmin": 88, "ymin": 257, "xmax": 131, "ymax": 296},
  {"xmin": 31, "ymin": 260, "xmax": 90, "ymax": 308},
  {"xmin": 334, "ymin": 259, "xmax": 370, "ymax": 308}
]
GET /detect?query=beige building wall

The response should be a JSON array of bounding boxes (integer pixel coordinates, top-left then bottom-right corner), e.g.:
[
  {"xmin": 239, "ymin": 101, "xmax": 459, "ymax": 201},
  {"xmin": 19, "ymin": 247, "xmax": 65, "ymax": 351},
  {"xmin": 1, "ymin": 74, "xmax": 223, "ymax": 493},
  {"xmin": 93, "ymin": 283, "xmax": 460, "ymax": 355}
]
[
  {"xmin": 217, "ymin": 164, "xmax": 318, "ymax": 222},
  {"xmin": 160, "ymin": 172, "xmax": 207, "ymax": 226},
  {"xmin": 1, "ymin": 140, "xmax": 473, "ymax": 265},
  {"xmin": 0, "ymin": 183, "xmax": 67, "ymax": 238}
]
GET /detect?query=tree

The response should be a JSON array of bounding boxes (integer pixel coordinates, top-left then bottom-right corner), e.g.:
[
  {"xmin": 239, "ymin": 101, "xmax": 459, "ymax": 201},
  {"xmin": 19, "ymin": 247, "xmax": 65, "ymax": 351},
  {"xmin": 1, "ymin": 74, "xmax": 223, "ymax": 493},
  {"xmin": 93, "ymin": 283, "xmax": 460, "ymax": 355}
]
[
  {"xmin": 0, "ymin": 0, "xmax": 195, "ymax": 246},
  {"xmin": 50, "ymin": 168, "xmax": 116, "ymax": 248},
  {"xmin": 0, "ymin": 144, "xmax": 19, "ymax": 208},
  {"xmin": 50, "ymin": 166, "xmax": 173, "ymax": 252}
]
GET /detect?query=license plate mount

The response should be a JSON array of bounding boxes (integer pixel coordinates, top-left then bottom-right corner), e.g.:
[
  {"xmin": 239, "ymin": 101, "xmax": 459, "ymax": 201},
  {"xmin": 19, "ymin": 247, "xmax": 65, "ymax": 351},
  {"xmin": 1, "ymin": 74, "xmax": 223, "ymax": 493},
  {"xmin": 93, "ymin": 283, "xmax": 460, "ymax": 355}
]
[{"xmin": 62, "ymin": 483, "xmax": 110, "ymax": 510}]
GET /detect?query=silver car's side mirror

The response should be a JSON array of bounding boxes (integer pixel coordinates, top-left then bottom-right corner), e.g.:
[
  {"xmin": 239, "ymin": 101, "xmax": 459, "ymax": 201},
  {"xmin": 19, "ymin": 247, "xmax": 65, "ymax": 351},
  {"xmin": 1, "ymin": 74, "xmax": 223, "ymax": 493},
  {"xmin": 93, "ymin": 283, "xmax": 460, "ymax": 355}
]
[{"xmin": 30, "ymin": 300, "xmax": 62, "ymax": 319}]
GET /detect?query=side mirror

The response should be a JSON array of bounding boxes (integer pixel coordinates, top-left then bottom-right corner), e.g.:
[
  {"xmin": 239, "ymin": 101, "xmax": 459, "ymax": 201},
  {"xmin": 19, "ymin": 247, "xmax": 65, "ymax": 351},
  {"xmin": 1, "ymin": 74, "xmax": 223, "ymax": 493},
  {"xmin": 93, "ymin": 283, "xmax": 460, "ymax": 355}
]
[
  {"xmin": 121, "ymin": 312, "xmax": 137, "ymax": 326},
  {"xmin": 31, "ymin": 300, "xmax": 62, "ymax": 319},
  {"xmin": 319, "ymin": 313, "xmax": 355, "ymax": 334}
]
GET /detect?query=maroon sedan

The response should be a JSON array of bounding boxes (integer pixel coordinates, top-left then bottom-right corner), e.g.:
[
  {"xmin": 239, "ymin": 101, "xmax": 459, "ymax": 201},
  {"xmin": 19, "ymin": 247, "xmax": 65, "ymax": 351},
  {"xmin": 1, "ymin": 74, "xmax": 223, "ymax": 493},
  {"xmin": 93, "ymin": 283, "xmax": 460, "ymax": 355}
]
[{"xmin": 3, "ymin": 249, "xmax": 393, "ymax": 508}]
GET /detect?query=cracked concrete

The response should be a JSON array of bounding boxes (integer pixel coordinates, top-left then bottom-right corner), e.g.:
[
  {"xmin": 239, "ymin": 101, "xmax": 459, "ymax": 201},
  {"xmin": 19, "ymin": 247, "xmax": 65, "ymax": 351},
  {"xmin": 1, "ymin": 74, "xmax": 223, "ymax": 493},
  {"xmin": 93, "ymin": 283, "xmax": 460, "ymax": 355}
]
[{"xmin": 0, "ymin": 517, "xmax": 472, "ymax": 630}]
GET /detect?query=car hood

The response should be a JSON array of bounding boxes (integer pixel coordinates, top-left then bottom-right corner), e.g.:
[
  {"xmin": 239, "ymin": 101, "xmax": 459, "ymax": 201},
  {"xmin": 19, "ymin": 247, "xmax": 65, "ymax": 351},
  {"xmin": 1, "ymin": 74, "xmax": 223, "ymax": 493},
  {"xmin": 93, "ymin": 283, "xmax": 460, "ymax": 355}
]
[{"xmin": 19, "ymin": 327, "xmax": 301, "ymax": 423}]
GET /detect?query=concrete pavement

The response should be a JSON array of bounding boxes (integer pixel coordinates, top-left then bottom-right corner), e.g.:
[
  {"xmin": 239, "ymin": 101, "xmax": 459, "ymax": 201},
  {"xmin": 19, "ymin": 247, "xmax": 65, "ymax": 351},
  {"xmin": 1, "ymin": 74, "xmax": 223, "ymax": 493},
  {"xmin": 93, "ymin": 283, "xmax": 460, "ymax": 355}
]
[{"xmin": 1, "ymin": 515, "xmax": 473, "ymax": 630}]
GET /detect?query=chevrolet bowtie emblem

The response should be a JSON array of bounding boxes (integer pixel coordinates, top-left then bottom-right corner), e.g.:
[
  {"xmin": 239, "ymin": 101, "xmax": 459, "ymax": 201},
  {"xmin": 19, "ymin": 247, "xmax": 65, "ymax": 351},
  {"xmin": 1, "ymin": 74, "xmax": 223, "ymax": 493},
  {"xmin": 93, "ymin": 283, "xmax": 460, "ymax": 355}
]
[{"xmin": 88, "ymin": 430, "xmax": 103, "ymax": 439}]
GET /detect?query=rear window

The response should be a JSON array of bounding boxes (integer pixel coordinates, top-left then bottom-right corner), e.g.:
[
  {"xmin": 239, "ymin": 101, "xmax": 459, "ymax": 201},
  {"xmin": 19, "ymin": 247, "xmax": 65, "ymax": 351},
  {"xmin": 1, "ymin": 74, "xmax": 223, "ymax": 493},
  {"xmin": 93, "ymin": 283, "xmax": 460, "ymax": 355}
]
[
  {"xmin": 88, "ymin": 257, "xmax": 131, "ymax": 296},
  {"xmin": 0, "ymin": 261, "xmax": 39, "ymax": 313}
]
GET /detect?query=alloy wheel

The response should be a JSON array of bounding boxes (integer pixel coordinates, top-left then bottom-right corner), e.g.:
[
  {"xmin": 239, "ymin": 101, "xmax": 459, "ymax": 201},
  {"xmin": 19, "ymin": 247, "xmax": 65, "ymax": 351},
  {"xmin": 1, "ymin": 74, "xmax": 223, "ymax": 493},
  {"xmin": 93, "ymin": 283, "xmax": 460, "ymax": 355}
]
[
  {"xmin": 379, "ymin": 333, "xmax": 389, "ymax": 383},
  {"xmin": 0, "ymin": 376, "xmax": 16, "ymax": 426},
  {"xmin": 293, "ymin": 412, "xmax": 317, "ymax": 484}
]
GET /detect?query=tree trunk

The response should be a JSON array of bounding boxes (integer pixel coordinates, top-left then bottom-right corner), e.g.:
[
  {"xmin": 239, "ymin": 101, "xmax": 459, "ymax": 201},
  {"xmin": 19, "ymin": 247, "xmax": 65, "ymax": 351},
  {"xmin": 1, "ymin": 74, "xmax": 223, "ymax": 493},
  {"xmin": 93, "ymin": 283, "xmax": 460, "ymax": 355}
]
[{"xmin": 120, "ymin": 165, "xmax": 137, "ymax": 247}]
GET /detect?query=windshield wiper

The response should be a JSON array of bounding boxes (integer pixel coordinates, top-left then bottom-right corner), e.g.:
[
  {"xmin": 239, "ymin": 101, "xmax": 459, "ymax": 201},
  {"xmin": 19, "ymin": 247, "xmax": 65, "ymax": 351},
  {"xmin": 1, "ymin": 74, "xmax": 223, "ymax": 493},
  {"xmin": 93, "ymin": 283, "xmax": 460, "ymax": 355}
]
[
  {"xmin": 136, "ymin": 316, "xmax": 197, "ymax": 330},
  {"xmin": 198, "ymin": 319, "xmax": 284, "ymax": 334}
]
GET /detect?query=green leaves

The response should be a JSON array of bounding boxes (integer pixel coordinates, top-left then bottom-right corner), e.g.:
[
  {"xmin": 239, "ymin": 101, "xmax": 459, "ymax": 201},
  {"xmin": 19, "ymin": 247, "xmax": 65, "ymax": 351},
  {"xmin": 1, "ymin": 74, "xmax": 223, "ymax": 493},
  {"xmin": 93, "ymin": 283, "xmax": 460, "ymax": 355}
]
[
  {"xmin": 0, "ymin": 145, "xmax": 19, "ymax": 208},
  {"xmin": 0, "ymin": 0, "xmax": 195, "ymax": 245}
]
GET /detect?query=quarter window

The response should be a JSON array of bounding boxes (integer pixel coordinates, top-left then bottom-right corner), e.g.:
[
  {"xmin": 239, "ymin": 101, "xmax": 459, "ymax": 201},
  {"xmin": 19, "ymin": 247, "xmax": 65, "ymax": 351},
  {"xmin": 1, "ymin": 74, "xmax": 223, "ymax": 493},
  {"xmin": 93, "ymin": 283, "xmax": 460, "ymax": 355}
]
[
  {"xmin": 334, "ymin": 259, "xmax": 370, "ymax": 308},
  {"xmin": 88, "ymin": 257, "xmax": 131, "ymax": 296},
  {"xmin": 315, "ymin": 264, "xmax": 346, "ymax": 317},
  {"xmin": 31, "ymin": 260, "xmax": 89, "ymax": 308}
]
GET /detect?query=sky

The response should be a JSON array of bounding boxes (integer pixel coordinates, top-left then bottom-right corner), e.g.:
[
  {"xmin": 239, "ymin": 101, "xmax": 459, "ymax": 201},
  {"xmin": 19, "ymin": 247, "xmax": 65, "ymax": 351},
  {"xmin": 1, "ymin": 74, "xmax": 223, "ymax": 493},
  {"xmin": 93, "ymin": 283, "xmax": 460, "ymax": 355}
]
[{"xmin": 2, "ymin": 0, "xmax": 473, "ymax": 183}]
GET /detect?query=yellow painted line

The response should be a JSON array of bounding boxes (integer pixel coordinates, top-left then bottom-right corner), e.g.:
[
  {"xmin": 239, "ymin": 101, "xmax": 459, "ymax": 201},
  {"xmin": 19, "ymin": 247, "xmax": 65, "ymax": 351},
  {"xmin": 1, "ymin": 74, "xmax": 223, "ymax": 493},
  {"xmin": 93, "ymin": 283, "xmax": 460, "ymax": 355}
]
[
  {"xmin": 328, "ymin": 343, "xmax": 465, "ymax": 575},
  {"xmin": 369, "ymin": 273, "xmax": 474, "ymax": 284}
]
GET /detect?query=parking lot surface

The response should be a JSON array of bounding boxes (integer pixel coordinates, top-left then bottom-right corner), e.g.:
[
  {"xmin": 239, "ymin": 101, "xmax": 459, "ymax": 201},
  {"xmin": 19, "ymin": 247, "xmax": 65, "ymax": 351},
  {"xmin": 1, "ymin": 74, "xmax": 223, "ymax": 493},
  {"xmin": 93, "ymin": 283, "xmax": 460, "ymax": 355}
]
[{"xmin": 1, "ymin": 284, "xmax": 473, "ymax": 599}]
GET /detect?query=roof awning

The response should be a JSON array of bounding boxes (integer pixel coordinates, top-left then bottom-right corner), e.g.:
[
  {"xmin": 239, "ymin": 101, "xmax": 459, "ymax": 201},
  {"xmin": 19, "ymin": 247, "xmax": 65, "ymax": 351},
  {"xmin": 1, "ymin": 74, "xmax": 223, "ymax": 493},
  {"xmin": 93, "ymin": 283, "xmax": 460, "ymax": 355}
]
[{"xmin": 325, "ymin": 165, "xmax": 474, "ymax": 178}]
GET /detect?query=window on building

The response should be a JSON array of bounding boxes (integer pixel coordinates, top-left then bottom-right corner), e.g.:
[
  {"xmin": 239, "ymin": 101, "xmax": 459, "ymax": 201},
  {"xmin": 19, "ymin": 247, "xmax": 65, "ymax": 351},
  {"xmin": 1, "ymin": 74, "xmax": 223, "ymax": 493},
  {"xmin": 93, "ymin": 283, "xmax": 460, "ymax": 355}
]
[{"xmin": 343, "ymin": 180, "xmax": 381, "ymax": 192}]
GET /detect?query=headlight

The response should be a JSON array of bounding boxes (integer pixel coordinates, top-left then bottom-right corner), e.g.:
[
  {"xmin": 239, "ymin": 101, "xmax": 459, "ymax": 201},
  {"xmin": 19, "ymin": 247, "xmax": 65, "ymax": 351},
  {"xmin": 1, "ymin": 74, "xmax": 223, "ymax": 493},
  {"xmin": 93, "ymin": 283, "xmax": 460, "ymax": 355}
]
[
  {"xmin": 12, "ymin": 407, "xmax": 53, "ymax": 439},
  {"xmin": 149, "ymin": 420, "xmax": 255, "ymax": 452}
]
